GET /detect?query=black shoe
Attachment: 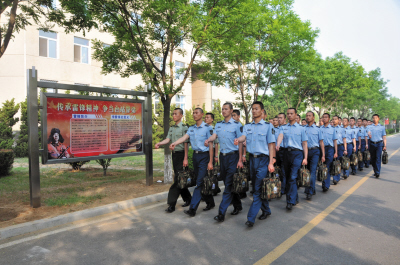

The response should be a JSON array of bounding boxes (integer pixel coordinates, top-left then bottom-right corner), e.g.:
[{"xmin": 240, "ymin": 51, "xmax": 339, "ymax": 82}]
[
  {"xmin": 231, "ymin": 206, "xmax": 243, "ymax": 215},
  {"xmin": 250, "ymin": 190, "xmax": 255, "ymax": 194},
  {"xmin": 241, "ymin": 193, "xmax": 247, "ymax": 199},
  {"xmin": 333, "ymin": 180, "xmax": 338, "ymax": 185},
  {"xmin": 375, "ymin": 174, "xmax": 380, "ymax": 178},
  {"xmin": 203, "ymin": 203, "xmax": 215, "ymax": 211},
  {"xmin": 351, "ymin": 171, "xmax": 356, "ymax": 175},
  {"xmin": 322, "ymin": 187, "xmax": 329, "ymax": 192},
  {"xmin": 306, "ymin": 194, "xmax": 312, "ymax": 200},
  {"xmin": 212, "ymin": 192, "xmax": 218, "ymax": 196},
  {"xmin": 365, "ymin": 165, "xmax": 369, "ymax": 168},
  {"xmin": 245, "ymin": 221, "xmax": 254, "ymax": 227},
  {"xmin": 165, "ymin": 206, "xmax": 175, "ymax": 213},
  {"xmin": 214, "ymin": 214, "xmax": 225, "ymax": 222},
  {"xmin": 286, "ymin": 203, "xmax": 293, "ymax": 210},
  {"xmin": 184, "ymin": 209, "xmax": 196, "ymax": 217},
  {"xmin": 182, "ymin": 201, "xmax": 190, "ymax": 207},
  {"xmin": 359, "ymin": 168, "xmax": 363, "ymax": 171},
  {"xmin": 343, "ymin": 175, "xmax": 348, "ymax": 179},
  {"xmin": 259, "ymin": 212, "xmax": 271, "ymax": 220}
]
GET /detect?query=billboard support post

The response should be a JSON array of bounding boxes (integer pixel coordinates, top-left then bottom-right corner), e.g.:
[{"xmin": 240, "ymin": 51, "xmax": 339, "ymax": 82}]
[{"xmin": 145, "ymin": 88, "xmax": 153, "ymax": 186}]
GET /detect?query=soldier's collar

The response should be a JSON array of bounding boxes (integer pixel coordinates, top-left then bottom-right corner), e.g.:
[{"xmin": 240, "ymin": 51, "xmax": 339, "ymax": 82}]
[
  {"xmin": 173, "ymin": 121, "xmax": 183, "ymax": 127},
  {"xmin": 223, "ymin": 118, "xmax": 235, "ymax": 124},
  {"xmin": 195, "ymin": 121, "xmax": 206, "ymax": 128},
  {"xmin": 251, "ymin": 119, "xmax": 266, "ymax": 125}
]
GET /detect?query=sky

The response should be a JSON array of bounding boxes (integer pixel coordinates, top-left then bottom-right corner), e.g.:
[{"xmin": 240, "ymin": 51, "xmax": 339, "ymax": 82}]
[{"xmin": 292, "ymin": 0, "xmax": 400, "ymax": 98}]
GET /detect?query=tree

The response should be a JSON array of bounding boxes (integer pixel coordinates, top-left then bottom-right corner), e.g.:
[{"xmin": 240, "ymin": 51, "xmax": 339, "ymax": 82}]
[
  {"xmin": 196, "ymin": 0, "xmax": 318, "ymax": 123},
  {"xmin": 95, "ymin": 158, "xmax": 112, "ymax": 176},
  {"xmin": 0, "ymin": 98, "xmax": 19, "ymax": 149},
  {"xmin": 0, "ymin": 0, "xmax": 54, "ymax": 58},
  {"xmin": 53, "ymin": 0, "xmax": 257, "ymax": 183}
]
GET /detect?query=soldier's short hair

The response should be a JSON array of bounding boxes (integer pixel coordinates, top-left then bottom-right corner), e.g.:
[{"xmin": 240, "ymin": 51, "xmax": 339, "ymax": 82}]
[
  {"xmin": 372, "ymin": 114, "xmax": 380, "ymax": 118},
  {"xmin": 288, "ymin": 108, "xmax": 297, "ymax": 114},
  {"xmin": 174, "ymin": 108, "xmax": 183, "ymax": 115},
  {"xmin": 252, "ymin": 101, "xmax": 264, "ymax": 110},
  {"xmin": 307, "ymin": 111, "xmax": 315, "ymax": 117},
  {"xmin": 194, "ymin": 107, "xmax": 203, "ymax": 113},
  {"xmin": 233, "ymin": 109, "xmax": 240, "ymax": 116},
  {"xmin": 357, "ymin": 118, "xmax": 362, "ymax": 121},
  {"xmin": 278, "ymin": 113, "xmax": 286, "ymax": 118},
  {"xmin": 223, "ymin": 102, "xmax": 233, "ymax": 109},
  {"xmin": 362, "ymin": 118, "xmax": 368, "ymax": 122},
  {"xmin": 343, "ymin": 117, "xmax": 349, "ymax": 122},
  {"xmin": 323, "ymin": 113, "xmax": 330, "ymax": 118},
  {"xmin": 333, "ymin": 115, "xmax": 339, "ymax": 119},
  {"xmin": 205, "ymin": 112, "xmax": 214, "ymax": 120},
  {"xmin": 350, "ymin": 117, "xmax": 356, "ymax": 121}
]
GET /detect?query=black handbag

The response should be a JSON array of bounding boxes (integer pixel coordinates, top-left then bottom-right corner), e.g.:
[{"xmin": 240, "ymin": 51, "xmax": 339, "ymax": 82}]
[{"xmin": 382, "ymin": 150, "xmax": 389, "ymax": 164}]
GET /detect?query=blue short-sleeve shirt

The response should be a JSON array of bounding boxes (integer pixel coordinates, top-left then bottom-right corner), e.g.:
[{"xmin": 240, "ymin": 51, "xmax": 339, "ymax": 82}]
[
  {"xmin": 279, "ymin": 122, "xmax": 308, "ymax": 150},
  {"xmin": 242, "ymin": 120, "xmax": 275, "ymax": 156},
  {"xmin": 320, "ymin": 124, "xmax": 338, "ymax": 147},
  {"xmin": 334, "ymin": 125, "xmax": 345, "ymax": 144},
  {"xmin": 344, "ymin": 126, "xmax": 356, "ymax": 144},
  {"xmin": 305, "ymin": 124, "xmax": 324, "ymax": 148},
  {"xmin": 214, "ymin": 118, "xmax": 243, "ymax": 153},
  {"xmin": 367, "ymin": 124, "xmax": 386, "ymax": 142},
  {"xmin": 186, "ymin": 121, "xmax": 213, "ymax": 152},
  {"xmin": 357, "ymin": 127, "xmax": 367, "ymax": 139}
]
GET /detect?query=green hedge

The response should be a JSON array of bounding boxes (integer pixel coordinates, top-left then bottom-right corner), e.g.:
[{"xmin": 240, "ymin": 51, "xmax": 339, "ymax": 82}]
[
  {"xmin": 386, "ymin": 128, "xmax": 395, "ymax": 135},
  {"xmin": 0, "ymin": 149, "xmax": 15, "ymax": 177}
]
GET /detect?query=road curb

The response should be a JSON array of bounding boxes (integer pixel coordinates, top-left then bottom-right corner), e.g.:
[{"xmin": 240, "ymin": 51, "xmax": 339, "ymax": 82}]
[{"xmin": 0, "ymin": 189, "xmax": 171, "ymax": 241}]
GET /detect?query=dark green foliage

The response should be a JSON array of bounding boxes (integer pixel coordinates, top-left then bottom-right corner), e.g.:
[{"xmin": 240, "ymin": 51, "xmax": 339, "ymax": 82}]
[
  {"xmin": 0, "ymin": 149, "xmax": 15, "ymax": 177},
  {"xmin": 187, "ymin": 148, "xmax": 194, "ymax": 171},
  {"xmin": 0, "ymin": 99, "xmax": 20, "ymax": 150},
  {"xmin": 386, "ymin": 129, "xmax": 395, "ymax": 135},
  {"xmin": 68, "ymin": 161, "xmax": 90, "ymax": 170},
  {"xmin": 95, "ymin": 158, "xmax": 112, "ymax": 176},
  {"xmin": 152, "ymin": 102, "xmax": 178, "ymax": 148}
]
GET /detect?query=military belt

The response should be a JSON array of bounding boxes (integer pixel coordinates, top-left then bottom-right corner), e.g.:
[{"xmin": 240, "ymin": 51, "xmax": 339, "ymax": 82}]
[
  {"xmin": 371, "ymin": 140, "xmax": 383, "ymax": 144},
  {"xmin": 308, "ymin": 146, "xmax": 319, "ymax": 150},
  {"xmin": 220, "ymin": 151, "xmax": 238, "ymax": 156},
  {"xmin": 249, "ymin": 153, "xmax": 268, "ymax": 158},
  {"xmin": 193, "ymin": 150, "xmax": 209, "ymax": 154},
  {"xmin": 338, "ymin": 144, "xmax": 344, "ymax": 146},
  {"xmin": 287, "ymin": 147, "xmax": 302, "ymax": 152},
  {"xmin": 172, "ymin": 150, "xmax": 184, "ymax": 154}
]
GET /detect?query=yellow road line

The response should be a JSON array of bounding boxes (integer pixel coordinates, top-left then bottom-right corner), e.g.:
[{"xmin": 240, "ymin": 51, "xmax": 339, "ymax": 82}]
[{"xmin": 255, "ymin": 148, "xmax": 400, "ymax": 265}]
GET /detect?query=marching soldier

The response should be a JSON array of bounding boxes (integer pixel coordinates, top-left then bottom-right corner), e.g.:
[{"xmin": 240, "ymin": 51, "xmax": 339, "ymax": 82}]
[
  {"xmin": 301, "ymin": 119, "xmax": 307, "ymax": 126},
  {"xmin": 349, "ymin": 117, "xmax": 359, "ymax": 174},
  {"xmin": 320, "ymin": 113, "xmax": 338, "ymax": 192},
  {"xmin": 205, "ymin": 103, "xmax": 244, "ymax": 222},
  {"xmin": 357, "ymin": 118, "xmax": 369, "ymax": 171},
  {"xmin": 170, "ymin": 108, "xmax": 215, "ymax": 216},
  {"xmin": 304, "ymin": 111, "xmax": 325, "ymax": 200},
  {"xmin": 276, "ymin": 108, "xmax": 308, "ymax": 210},
  {"xmin": 205, "ymin": 112, "xmax": 221, "ymax": 196},
  {"xmin": 296, "ymin": 114, "xmax": 301, "ymax": 124},
  {"xmin": 367, "ymin": 114, "xmax": 387, "ymax": 178},
  {"xmin": 342, "ymin": 118, "xmax": 356, "ymax": 179},
  {"xmin": 234, "ymin": 101, "xmax": 275, "ymax": 227},
  {"xmin": 155, "ymin": 108, "xmax": 192, "ymax": 213},
  {"xmin": 277, "ymin": 113, "xmax": 287, "ymax": 195},
  {"xmin": 363, "ymin": 118, "xmax": 371, "ymax": 168},
  {"xmin": 332, "ymin": 115, "xmax": 346, "ymax": 185}
]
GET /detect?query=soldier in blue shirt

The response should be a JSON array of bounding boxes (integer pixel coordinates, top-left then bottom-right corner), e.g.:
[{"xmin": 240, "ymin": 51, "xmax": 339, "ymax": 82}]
[
  {"xmin": 234, "ymin": 101, "xmax": 275, "ymax": 227},
  {"xmin": 170, "ymin": 108, "xmax": 214, "ymax": 217},
  {"xmin": 320, "ymin": 113, "xmax": 339, "ymax": 192},
  {"xmin": 349, "ymin": 117, "xmax": 360, "ymax": 174},
  {"xmin": 304, "ymin": 111, "xmax": 325, "ymax": 200},
  {"xmin": 342, "ymin": 118, "xmax": 356, "ymax": 179},
  {"xmin": 357, "ymin": 118, "xmax": 369, "ymax": 171},
  {"xmin": 276, "ymin": 108, "xmax": 308, "ymax": 210},
  {"xmin": 366, "ymin": 114, "xmax": 387, "ymax": 178},
  {"xmin": 276, "ymin": 113, "xmax": 287, "ymax": 195},
  {"xmin": 332, "ymin": 115, "xmax": 347, "ymax": 185},
  {"xmin": 363, "ymin": 118, "xmax": 371, "ymax": 168},
  {"xmin": 205, "ymin": 103, "xmax": 244, "ymax": 222}
]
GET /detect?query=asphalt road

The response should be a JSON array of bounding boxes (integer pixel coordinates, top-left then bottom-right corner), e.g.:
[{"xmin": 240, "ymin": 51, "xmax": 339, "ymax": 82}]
[{"xmin": 1, "ymin": 135, "xmax": 400, "ymax": 265}]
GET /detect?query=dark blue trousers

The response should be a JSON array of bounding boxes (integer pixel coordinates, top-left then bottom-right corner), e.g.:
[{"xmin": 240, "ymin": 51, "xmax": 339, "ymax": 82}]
[
  {"xmin": 247, "ymin": 156, "xmax": 271, "ymax": 223},
  {"xmin": 305, "ymin": 149, "xmax": 320, "ymax": 195},
  {"xmin": 333, "ymin": 145, "xmax": 344, "ymax": 182},
  {"xmin": 365, "ymin": 140, "xmax": 371, "ymax": 167},
  {"xmin": 284, "ymin": 150, "xmax": 303, "ymax": 205},
  {"xmin": 344, "ymin": 143, "xmax": 353, "ymax": 177},
  {"xmin": 370, "ymin": 141, "xmax": 383, "ymax": 175},
  {"xmin": 276, "ymin": 149, "xmax": 286, "ymax": 195},
  {"xmin": 322, "ymin": 146, "xmax": 334, "ymax": 190},
  {"xmin": 358, "ymin": 140, "xmax": 366, "ymax": 169},
  {"xmin": 218, "ymin": 153, "xmax": 242, "ymax": 215},
  {"xmin": 190, "ymin": 152, "xmax": 214, "ymax": 211}
]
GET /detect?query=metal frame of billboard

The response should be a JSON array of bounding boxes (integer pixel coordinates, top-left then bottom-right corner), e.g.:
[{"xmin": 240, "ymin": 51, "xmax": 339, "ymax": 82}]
[{"xmin": 27, "ymin": 67, "xmax": 153, "ymax": 208}]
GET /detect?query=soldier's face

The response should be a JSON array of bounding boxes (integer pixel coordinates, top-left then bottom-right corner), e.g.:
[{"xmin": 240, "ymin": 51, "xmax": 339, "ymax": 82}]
[
  {"xmin": 252, "ymin": 104, "xmax": 263, "ymax": 119},
  {"xmin": 192, "ymin": 110, "xmax": 203, "ymax": 121},
  {"xmin": 338, "ymin": 119, "xmax": 342, "ymax": 125},
  {"xmin": 373, "ymin": 116, "xmax": 379, "ymax": 124},
  {"xmin": 350, "ymin": 119, "xmax": 355, "ymax": 126},
  {"xmin": 221, "ymin": 105, "xmax": 232, "ymax": 118},
  {"xmin": 357, "ymin": 120, "xmax": 362, "ymax": 127},
  {"xmin": 269, "ymin": 119, "xmax": 273, "ymax": 123},
  {"xmin": 295, "ymin": 116, "xmax": 300, "ymax": 123},
  {"xmin": 306, "ymin": 112, "xmax": 314, "ymax": 123},
  {"xmin": 333, "ymin": 117, "xmax": 339, "ymax": 126},
  {"xmin": 323, "ymin": 115, "xmax": 329, "ymax": 124},
  {"xmin": 301, "ymin": 120, "xmax": 307, "ymax": 126},
  {"xmin": 205, "ymin": 115, "xmax": 213, "ymax": 125},
  {"xmin": 272, "ymin": 118, "xmax": 278, "ymax": 126},
  {"xmin": 278, "ymin": 114, "xmax": 285, "ymax": 125},
  {"xmin": 363, "ymin": 120, "xmax": 368, "ymax": 126},
  {"xmin": 53, "ymin": 133, "xmax": 59, "ymax": 142},
  {"xmin": 287, "ymin": 109, "xmax": 296, "ymax": 122},
  {"xmin": 172, "ymin": 110, "xmax": 183, "ymax": 122},
  {"xmin": 343, "ymin": 119, "xmax": 349, "ymax": 127},
  {"xmin": 232, "ymin": 113, "xmax": 240, "ymax": 121}
]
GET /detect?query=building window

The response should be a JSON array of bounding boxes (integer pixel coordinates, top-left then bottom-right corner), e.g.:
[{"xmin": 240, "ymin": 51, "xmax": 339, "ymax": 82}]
[
  {"xmin": 155, "ymin": 56, "xmax": 163, "ymax": 70},
  {"xmin": 175, "ymin": 95, "xmax": 185, "ymax": 112},
  {"xmin": 175, "ymin": 61, "xmax": 185, "ymax": 80},
  {"xmin": 74, "ymin": 37, "xmax": 90, "ymax": 64},
  {"xmin": 39, "ymin": 30, "xmax": 57, "ymax": 58}
]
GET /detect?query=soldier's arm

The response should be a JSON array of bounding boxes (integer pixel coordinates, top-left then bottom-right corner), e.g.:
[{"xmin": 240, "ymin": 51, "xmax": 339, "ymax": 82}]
[
  {"xmin": 155, "ymin": 138, "xmax": 171, "ymax": 148},
  {"xmin": 302, "ymin": 141, "xmax": 308, "ymax": 165},
  {"xmin": 170, "ymin": 134, "xmax": 190, "ymax": 150},
  {"xmin": 276, "ymin": 133, "xmax": 284, "ymax": 150},
  {"xmin": 206, "ymin": 133, "xmax": 217, "ymax": 146},
  {"xmin": 383, "ymin": 135, "xmax": 387, "ymax": 151},
  {"xmin": 235, "ymin": 135, "xmax": 246, "ymax": 144},
  {"xmin": 343, "ymin": 138, "xmax": 347, "ymax": 153},
  {"xmin": 183, "ymin": 143, "xmax": 189, "ymax": 167},
  {"xmin": 208, "ymin": 142, "xmax": 214, "ymax": 170},
  {"xmin": 334, "ymin": 139, "xmax": 338, "ymax": 158}
]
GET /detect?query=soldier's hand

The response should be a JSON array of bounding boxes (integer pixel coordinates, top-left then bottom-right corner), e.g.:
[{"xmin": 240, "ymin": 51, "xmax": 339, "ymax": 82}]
[
  {"xmin": 302, "ymin": 158, "xmax": 308, "ymax": 166},
  {"xmin": 183, "ymin": 159, "xmax": 188, "ymax": 167},
  {"xmin": 204, "ymin": 140, "xmax": 209, "ymax": 147},
  {"xmin": 366, "ymin": 145, "xmax": 368, "ymax": 150},
  {"xmin": 242, "ymin": 156, "xmax": 246, "ymax": 162},
  {"xmin": 169, "ymin": 144, "xmax": 176, "ymax": 150},
  {"xmin": 237, "ymin": 160, "xmax": 243, "ymax": 169},
  {"xmin": 155, "ymin": 143, "xmax": 160, "ymax": 149},
  {"xmin": 207, "ymin": 162, "xmax": 213, "ymax": 170},
  {"xmin": 214, "ymin": 156, "xmax": 218, "ymax": 163},
  {"xmin": 383, "ymin": 146, "xmax": 387, "ymax": 151},
  {"xmin": 234, "ymin": 138, "xmax": 239, "ymax": 145},
  {"xmin": 243, "ymin": 141, "xmax": 246, "ymax": 147},
  {"xmin": 276, "ymin": 145, "xmax": 280, "ymax": 152},
  {"xmin": 321, "ymin": 156, "xmax": 326, "ymax": 163},
  {"xmin": 353, "ymin": 147, "xmax": 356, "ymax": 152},
  {"xmin": 334, "ymin": 153, "xmax": 338, "ymax": 159},
  {"xmin": 344, "ymin": 150, "xmax": 347, "ymax": 155},
  {"xmin": 273, "ymin": 158, "xmax": 276, "ymax": 164},
  {"xmin": 268, "ymin": 163, "xmax": 275, "ymax": 173}
]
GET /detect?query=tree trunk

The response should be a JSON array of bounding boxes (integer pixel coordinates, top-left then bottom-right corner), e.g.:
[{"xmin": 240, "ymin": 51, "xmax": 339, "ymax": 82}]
[
  {"xmin": 103, "ymin": 168, "xmax": 107, "ymax": 176},
  {"xmin": 163, "ymin": 97, "xmax": 173, "ymax": 184}
]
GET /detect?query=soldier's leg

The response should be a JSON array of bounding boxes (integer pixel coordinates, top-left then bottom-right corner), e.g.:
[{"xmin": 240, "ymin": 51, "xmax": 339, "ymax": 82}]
[
  {"xmin": 288, "ymin": 151, "xmax": 303, "ymax": 205},
  {"xmin": 189, "ymin": 153, "xmax": 213, "ymax": 212},
  {"xmin": 323, "ymin": 146, "xmax": 334, "ymax": 190},
  {"xmin": 247, "ymin": 156, "xmax": 270, "ymax": 224},
  {"xmin": 375, "ymin": 142, "xmax": 383, "ymax": 175},
  {"xmin": 359, "ymin": 141, "xmax": 365, "ymax": 170},
  {"xmin": 305, "ymin": 149, "xmax": 319, "ymax": 195},
  {"xmin": 278, "ymin": 149, "xmax": 286, "ymax": 195},
  {"xmin": 343, "ymin": 144, "xmax": 353, "ymax": 178},
  {"xmin": 334, "ymin": 145, "xmax": 344, "ymax": 182},
  {"xmin": 218, "ymin": 154, "xmax": 240, "ymax": 215},
  {"xmin": 167, "ymin": 152, "xmax": 184, "ymax": 207},
  {"xmin": 365, "ymin": 140, "xmax": 371, "ymax": 167}
]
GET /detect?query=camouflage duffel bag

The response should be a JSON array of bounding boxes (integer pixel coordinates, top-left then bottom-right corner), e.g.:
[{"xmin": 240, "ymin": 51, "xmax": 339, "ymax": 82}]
[
  {"xmin": 330, "ymin": 159, "xmax": 341, "ymax": 176},
  {"xmin": 382, "ymin": 150, "xmax": 389, "ymax": 164},
  {"xmin": 261, "ymin": 171, "xmax": 282, "ymax": 200},
  {"xmin": 317, "ymin": 162, "xmax": 328, "ymax": 182},
  {"xmin": 357, "ymin": 150, "xmax": 363, "ymax": 162},
  {"xmin": 298, "ymin": 165, "xmax": 311, "ymax": 187},
  {"xmin": 178, "ymin": 167, "xmax": 192, "ymax": 189},
  {"xmin": 364, "ymin": 149, "xmax": 371, "ymax": 161},
  {"xmin": 350, "ymin": 152, "xmax": 358, "ymax": 166},
  {"xmin": 242, "ymin": 161, "xmax": 250, "ymax": 179},
  {"xmin": 213, "ymin": 162, "xmax": 222, "ymax": 181},
  {"xmin": 201, "ymin": 170, "xmax": 214, "ymax": 196},
  {"xmin": 274, "ymin": 164, "xmax": 283, "ymax": 182},
  {"xmin": 232, "ymin": 168, "xmax": 249, "ymax": 194},
  {"xmin": 341, "ymin": 156, "xmax": 350, "ymax": 170}
]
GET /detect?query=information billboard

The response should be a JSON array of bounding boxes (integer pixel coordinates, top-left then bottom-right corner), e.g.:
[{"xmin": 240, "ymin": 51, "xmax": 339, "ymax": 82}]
[{"xmin": 42, "ymin": 94, "xmax": 144, "ymax": 164}]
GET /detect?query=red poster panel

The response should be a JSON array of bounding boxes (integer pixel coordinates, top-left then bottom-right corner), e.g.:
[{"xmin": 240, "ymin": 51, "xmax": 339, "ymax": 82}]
[{"xmin": 46, "ymin": 96, "xmax": 142, "ymax": 161}]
